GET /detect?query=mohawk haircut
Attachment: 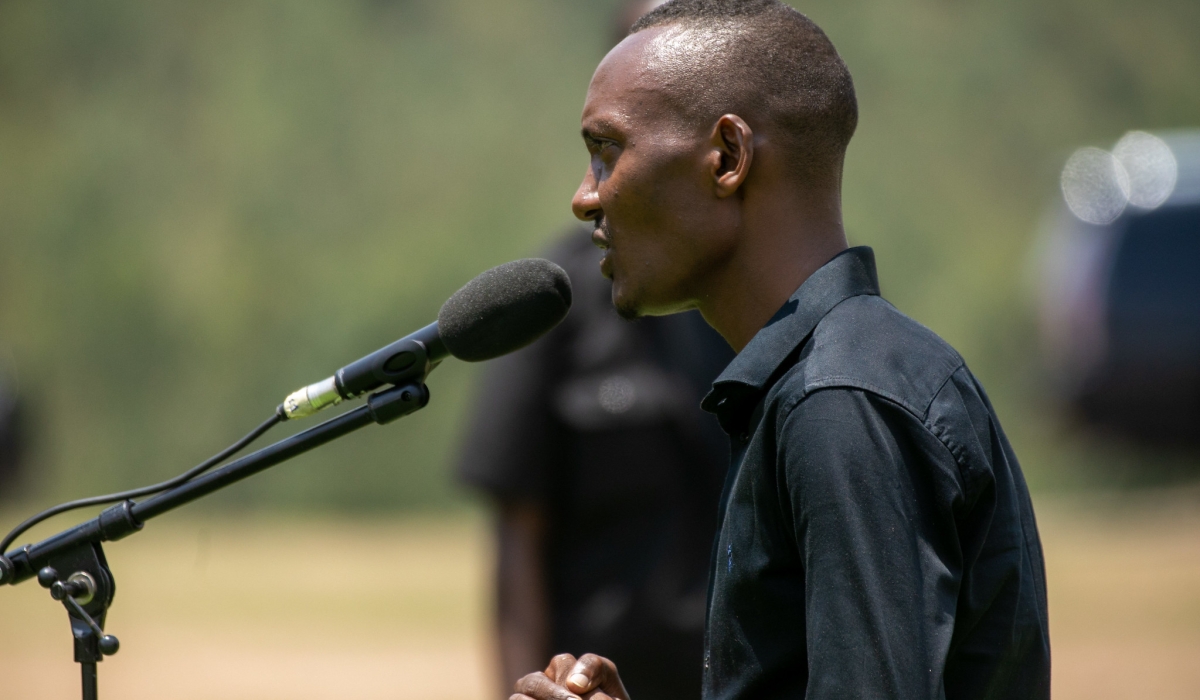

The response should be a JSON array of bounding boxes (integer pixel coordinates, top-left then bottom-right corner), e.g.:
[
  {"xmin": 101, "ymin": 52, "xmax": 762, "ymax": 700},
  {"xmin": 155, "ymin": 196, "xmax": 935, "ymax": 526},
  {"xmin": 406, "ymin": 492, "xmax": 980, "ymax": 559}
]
[{"xmin": 629, "ymin": 0, "xmax": 857, "ymax": 180}]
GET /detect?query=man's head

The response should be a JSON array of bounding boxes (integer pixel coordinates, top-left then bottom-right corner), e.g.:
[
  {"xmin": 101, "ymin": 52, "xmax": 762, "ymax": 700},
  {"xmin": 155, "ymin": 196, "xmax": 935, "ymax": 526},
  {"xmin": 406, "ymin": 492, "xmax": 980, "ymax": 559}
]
[{"xmin": 572, "ymin": 0, "xmax": 856, "ymax": 322}]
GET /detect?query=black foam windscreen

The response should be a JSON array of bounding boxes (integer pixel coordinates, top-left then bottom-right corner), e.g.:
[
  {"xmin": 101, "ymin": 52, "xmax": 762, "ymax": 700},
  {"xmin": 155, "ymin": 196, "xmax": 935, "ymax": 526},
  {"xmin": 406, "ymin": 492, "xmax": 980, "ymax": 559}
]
[{"xmin": 437, "ymin": 258, "xmax": 573, "ymax": 362}]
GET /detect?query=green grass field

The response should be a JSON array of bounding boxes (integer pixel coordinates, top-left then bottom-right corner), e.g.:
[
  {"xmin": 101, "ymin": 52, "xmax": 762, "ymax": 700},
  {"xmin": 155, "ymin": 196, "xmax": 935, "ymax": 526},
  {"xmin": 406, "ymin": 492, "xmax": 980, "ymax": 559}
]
[
  {"xmin": 1, "ymin": 494, "xmax": 1198, "ymax": 699},
  {"xmin": 2, "ymin": 0, "xmax": 1199, "ymax": 511}
]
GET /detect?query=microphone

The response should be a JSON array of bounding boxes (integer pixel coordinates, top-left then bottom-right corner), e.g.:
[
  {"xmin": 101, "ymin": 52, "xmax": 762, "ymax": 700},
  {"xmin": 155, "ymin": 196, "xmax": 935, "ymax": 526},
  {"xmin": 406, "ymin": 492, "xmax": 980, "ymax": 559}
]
[{"xmin": 281, "ymin": 258, "xmax": 572, "ymax": 419}]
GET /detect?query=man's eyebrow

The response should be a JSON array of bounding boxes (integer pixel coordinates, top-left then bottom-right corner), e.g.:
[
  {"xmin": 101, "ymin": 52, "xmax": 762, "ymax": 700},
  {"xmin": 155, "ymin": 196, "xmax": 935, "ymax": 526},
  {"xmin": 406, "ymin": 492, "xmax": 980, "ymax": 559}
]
[{"xmin": 581, "ymin": 119, "xmax": 621, "ymax": 142}]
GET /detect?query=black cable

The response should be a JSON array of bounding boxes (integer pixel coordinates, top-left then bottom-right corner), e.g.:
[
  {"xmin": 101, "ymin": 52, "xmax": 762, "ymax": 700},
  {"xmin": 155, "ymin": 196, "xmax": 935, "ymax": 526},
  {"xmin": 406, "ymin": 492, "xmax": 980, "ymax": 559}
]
[{"xmin": 1, "ymin": 408, "xmax": 286, "ymax": 554}]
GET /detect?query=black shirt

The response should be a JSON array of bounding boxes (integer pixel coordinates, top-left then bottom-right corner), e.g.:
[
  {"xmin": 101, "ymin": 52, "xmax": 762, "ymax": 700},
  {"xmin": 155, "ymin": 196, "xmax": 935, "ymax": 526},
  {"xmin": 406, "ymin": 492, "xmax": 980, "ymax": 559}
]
[
  {"xmin": 700, "ymin": 247, "xmax": 1050, "ymax": 700},
  {"xmin": 458, "ymin": 229, "xmax": 734, "ymax": 700}
]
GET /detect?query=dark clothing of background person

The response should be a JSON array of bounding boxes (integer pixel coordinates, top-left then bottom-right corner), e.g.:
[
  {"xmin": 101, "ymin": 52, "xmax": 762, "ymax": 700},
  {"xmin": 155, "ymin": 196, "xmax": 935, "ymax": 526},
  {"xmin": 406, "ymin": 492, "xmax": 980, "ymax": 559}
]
[
  {"xmin": 458, "ymin": 227, "xmax": 734, "ymax": 700},
  {"xmin": 701, "ymin": 247, "xmax": 1050, "ymax": 700}
]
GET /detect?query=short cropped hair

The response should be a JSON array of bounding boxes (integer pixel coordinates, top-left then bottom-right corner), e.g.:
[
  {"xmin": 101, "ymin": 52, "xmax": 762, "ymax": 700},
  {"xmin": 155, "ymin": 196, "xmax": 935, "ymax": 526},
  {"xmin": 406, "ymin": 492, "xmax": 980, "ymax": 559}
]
[{"xmin": 630, "ymin": 0, "xmax": 857, "ymax": 180}]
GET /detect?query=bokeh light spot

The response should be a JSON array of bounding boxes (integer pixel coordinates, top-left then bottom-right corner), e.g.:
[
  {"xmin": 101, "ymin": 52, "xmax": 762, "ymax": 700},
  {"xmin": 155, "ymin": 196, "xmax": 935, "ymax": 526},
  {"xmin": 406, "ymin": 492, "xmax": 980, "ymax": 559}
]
[
  {"xmin": 1113, "ymin": 131, "xmax": 1178, "ymax": 209},
  {"xmin": 1061, "ymin": 147, "xmax": 1131, "ymax": 225},
  {"xmin": 598, "ymin": 375, "xmax": 637, "ymax": 414}
]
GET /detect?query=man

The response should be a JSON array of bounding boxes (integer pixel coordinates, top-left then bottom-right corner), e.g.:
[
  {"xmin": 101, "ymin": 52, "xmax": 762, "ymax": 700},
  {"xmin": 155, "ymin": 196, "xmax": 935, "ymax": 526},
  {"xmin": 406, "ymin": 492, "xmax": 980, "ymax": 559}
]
[
  {"xmin": 457, "ymin": 3, "xmax": 734, "ymax": 698},
  {"xmin": 511, "ymin": 1, "xmax": 1051, "ymax": 699}
]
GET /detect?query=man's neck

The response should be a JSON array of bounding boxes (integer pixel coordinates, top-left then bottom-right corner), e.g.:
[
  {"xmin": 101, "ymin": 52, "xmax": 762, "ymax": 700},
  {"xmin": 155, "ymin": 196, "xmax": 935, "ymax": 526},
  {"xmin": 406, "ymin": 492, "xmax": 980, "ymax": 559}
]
[{"xmin": 697, "ymin": 205, "xmax": 848, "ymax": 353}]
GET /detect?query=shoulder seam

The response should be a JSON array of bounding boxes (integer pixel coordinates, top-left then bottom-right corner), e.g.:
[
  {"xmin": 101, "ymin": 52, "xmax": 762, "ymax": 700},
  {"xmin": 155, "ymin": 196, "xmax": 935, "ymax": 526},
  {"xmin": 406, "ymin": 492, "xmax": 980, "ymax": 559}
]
[
  {"xmin": 775, "ymin": 355, "xmax": 965, "ymax": 422},
  {"xmin": 775, "ymin": 378, "xmax": 972, "ymax": 487},
  {"xmin": 923, "ymin": 366, "xmax": 973, "ymax": 472}
]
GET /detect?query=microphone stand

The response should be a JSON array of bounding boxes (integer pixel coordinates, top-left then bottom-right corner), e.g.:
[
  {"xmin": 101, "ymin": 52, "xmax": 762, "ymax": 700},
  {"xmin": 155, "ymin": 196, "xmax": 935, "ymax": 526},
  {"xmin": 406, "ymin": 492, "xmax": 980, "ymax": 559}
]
[{"xmin": 0, "ymin": 381, "xmax": 429, "ymax": 700}]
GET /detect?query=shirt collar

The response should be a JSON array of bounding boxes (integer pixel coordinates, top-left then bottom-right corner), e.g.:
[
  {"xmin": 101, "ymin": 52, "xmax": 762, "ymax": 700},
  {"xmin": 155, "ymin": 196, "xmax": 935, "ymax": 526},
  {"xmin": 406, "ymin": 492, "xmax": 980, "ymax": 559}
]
[{"xmin": 701, "ymin": 246, "xmax": 881, "ymax": 432}]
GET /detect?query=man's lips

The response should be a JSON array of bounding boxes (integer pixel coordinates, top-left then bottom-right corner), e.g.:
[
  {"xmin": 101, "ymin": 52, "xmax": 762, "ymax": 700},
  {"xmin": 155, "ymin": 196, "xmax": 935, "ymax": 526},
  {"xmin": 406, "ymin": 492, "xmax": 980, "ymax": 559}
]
[
  {"xmin": 592, "ymin": 223, "xmax": 614, "ymax": 279},
  {"xmin": 599, "ymin": 252, "xmax": 613, "ymax": 279},
  {"xmin": 591, "ymin": 223, "xmax": 610, "ymax": 251}
]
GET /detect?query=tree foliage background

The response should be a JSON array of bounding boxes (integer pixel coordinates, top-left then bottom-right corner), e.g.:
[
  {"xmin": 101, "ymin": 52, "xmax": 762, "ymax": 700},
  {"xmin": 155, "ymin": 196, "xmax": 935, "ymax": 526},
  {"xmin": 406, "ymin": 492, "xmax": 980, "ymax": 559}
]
[{"xmin": 0, "ymin": 0, "xmax": 1197, "ymax": 513}]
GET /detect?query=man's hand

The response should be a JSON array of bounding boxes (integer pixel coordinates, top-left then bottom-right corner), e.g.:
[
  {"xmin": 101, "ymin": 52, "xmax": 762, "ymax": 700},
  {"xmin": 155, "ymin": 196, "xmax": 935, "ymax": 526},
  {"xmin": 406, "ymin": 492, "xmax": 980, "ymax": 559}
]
[{"xmin": 511, "ymin": 653, "xmax": 631, "ymax": 700}]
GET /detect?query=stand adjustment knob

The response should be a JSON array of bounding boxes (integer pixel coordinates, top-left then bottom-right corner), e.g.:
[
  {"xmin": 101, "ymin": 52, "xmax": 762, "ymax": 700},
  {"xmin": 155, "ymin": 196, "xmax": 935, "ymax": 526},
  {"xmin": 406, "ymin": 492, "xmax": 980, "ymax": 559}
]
[
  {"xmin": 49, "ymin": 572, "xmax": 97, "ymax": 605},
  {"xmin": 98, "ymin": 635, "xmax": 120, "ymax": 656},
  {"xmin": 39, "ymin": 568, "xmax": 97, "ymax": 602},
  {"xmin": 37, "ymin": 566, "xmax": 59, "ymax": 588}
]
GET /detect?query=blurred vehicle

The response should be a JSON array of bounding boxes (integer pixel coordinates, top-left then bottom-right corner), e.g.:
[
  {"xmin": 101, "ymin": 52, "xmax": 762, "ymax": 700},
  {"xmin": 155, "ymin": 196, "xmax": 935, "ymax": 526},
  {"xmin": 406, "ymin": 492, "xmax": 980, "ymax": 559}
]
[{"xmin": 1036, "ymin": 129, "xmax": 1200, "ymax": 444}]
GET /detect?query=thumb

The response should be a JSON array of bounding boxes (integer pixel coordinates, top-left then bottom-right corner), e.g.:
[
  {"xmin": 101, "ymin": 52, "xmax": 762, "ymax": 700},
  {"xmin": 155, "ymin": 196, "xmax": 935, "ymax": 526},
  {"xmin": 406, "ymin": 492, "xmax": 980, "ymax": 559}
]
[{"xmin": 565, "ymin": 654, "xmax": 629, "ymax": 700}]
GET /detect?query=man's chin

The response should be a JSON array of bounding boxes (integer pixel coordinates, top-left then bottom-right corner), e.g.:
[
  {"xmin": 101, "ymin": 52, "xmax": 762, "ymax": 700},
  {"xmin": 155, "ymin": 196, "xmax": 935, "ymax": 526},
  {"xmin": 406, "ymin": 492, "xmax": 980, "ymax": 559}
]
[
  {"xmin": 611, "ymin": 279, "xmax": 694, "ymax": 320},
  {"xmin": 610, "ymin": 281, "xmax": 644, "ymax": 320},
  {"xmin": 613, "ymin": 298, "xmax": 642, "ymax": 320}
]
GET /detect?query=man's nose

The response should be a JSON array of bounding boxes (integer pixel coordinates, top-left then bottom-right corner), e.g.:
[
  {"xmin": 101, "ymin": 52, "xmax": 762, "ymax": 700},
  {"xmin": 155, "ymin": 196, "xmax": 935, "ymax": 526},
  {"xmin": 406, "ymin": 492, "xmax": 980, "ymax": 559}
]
[{"xmin": 572, "ymin": 166, "xmax": 601, "ymax": 222}]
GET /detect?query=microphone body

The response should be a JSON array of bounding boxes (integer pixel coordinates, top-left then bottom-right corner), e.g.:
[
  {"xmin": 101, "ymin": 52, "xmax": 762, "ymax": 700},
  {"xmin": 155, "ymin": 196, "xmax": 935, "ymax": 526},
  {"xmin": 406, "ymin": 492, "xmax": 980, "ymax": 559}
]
[
  {"xmin": 281, "ymin": 258, "xmax": 572, "ymax": 420},
  {"xmin": 283, "ymin": 322, "xmax": 447, "ymax": 419}
]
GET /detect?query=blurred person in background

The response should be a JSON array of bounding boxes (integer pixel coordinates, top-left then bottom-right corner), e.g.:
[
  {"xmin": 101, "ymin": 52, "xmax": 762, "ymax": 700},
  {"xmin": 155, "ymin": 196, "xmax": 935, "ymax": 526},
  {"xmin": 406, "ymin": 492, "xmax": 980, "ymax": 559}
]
[
  {"xmin": 0, "ymin": 363, "xmax": 26, "ymax": 498},
  {"xmin": 455, "ymin": 2, "xmax": 734, "ymax": 698}
]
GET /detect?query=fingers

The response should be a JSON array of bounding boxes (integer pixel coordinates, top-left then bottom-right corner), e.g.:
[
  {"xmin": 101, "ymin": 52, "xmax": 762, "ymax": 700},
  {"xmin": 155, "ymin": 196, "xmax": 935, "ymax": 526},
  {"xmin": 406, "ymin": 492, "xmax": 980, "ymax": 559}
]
[
  {"xmin": 508, "ymin": 693, "xmax": 612, "ymax": 700},
  {"xmin": 564, "ymin": 653, "xmax": 608, "ymax": 692},
  {"xmin": 545, "ymin": 653, "xmax": 579, "ymax": 686},
  {"xmin": 513, "ymin": 670, "xmax": 582, "ymax": 700},
  {"xmin": 564, "ymin": 654, "xmax": 629, "ymax": 700},
  {"xmin": 515, "ymin": 652, "xmax": 628, "ymax": 700}
]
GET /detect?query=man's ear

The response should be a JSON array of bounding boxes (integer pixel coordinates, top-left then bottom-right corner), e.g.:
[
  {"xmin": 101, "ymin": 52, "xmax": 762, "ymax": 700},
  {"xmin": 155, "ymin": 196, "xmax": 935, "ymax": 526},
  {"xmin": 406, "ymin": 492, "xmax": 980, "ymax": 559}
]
[{"xmin": 709, "ymin": 114, "xmax": 754, "ymax": 198}]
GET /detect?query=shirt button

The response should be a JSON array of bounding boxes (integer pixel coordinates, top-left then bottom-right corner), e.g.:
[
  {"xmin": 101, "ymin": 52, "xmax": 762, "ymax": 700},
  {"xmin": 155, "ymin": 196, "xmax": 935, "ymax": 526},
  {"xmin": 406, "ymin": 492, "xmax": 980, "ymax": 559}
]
[{"xmin": 739, "ymin": 431, "xmax": 749, "ymax": 442}]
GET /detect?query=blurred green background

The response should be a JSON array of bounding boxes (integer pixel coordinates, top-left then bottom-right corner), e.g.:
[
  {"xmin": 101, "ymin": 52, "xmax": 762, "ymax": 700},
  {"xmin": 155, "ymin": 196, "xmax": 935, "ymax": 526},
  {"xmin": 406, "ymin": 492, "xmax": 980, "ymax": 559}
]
[{"xmin": 1, "ymin": 0, "xmax": 1198, "ymax": 514}]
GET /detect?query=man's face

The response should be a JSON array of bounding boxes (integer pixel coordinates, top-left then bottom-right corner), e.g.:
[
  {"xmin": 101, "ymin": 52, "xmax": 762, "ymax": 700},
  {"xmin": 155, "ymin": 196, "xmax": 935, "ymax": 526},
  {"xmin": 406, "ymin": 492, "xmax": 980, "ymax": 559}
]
[{"xmin": 572, "ymin": 29, "xmax": 738, "ymax": 318}]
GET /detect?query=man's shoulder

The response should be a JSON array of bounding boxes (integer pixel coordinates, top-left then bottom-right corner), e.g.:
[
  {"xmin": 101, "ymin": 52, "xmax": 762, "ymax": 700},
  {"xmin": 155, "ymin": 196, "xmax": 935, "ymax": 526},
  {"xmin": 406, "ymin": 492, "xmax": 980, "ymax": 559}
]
[{"xmin": 780, "ymin": 294, "xmax": 964, "ymax": 419}]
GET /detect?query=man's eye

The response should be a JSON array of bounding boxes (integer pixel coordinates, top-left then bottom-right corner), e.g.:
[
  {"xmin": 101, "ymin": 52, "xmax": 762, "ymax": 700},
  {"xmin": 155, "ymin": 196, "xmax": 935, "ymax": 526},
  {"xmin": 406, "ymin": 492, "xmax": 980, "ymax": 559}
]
[
  {"xmin": 595, "ymin": 140, "xmax": 618, "ymax": 159},
  {"xmin": 586, "ymin": 134, "xmax": 614, "ymax": 150}
]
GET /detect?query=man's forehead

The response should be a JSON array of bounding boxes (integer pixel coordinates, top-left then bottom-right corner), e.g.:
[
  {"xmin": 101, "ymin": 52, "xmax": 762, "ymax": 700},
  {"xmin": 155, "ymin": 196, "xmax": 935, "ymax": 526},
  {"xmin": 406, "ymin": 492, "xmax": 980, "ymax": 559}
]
[
  {"xmin": 583, "ymin": 27, "xmax": 679, "ymax": 129},
  {"xmin": 590, "ymin": 31, "xmax": 660, "ymax": 97},
  {"xmin": 598, "ymin": 22, "xmax": 736, "ymax": 82}
]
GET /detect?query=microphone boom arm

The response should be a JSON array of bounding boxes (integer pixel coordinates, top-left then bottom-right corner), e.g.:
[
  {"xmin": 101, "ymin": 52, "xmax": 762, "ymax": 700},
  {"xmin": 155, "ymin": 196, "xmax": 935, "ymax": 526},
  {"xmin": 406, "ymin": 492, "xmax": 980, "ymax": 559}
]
[{"xmin": 1, "ymin": 381, "xmax": 429, "ymax": 586}]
